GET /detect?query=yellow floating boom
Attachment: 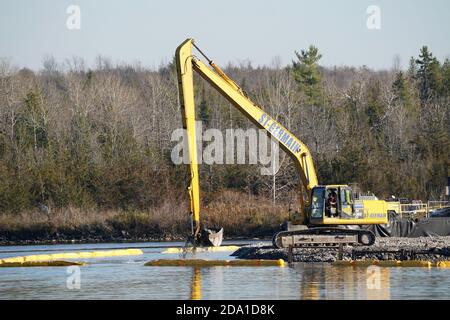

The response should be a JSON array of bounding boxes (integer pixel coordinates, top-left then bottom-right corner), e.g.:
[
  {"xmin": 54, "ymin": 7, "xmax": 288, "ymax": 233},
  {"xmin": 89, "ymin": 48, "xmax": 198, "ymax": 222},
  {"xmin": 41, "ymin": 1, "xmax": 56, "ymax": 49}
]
[
  {"xmin": 436, "ymin": 261, "xmax": 450, "ymax": 268},
  {"xmin": 161, "ymin": 246, "xmax": 240, "ymax": 254},
  {"xmin": 145, "ymin": 259, "xmax": 285, "ymax": 267},
  {"xmin": 0, "ymin": 261, "xmax": 85, "ymax": 267},
  {"xmin": 400, "ymin": 260, "xmax": 432, "ymax": 268},
  {"xmin": 0, "ymin": 248, "xmax": 143, "ymax": 264},
  {"xmin": 333, "ymin": 260, "xmax": 450, "ymax": 268}
]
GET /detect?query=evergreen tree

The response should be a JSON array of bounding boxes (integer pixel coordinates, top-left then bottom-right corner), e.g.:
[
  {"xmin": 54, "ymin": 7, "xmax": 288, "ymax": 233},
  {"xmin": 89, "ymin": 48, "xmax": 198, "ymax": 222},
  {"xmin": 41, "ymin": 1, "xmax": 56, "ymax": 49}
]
[
  {"xmin": 292, "ymin": 45, "xmax": 323, "ymax": 106},
  {"xmin": 84, "ymin": 69, "xmax": 94, "ymax": 88},
  {"xmin": 415, "ymin": 46, "xmax": 442, "ymax": 103},
  {"xmin": 21, "ymin": 91, "xmax": 48, "ymax": 149},
  {"xmin": 392, "ymin": 71, "xmax": 412, "ymax": 110},
  {"xmin": 441, "ymin": 58, "xmax": 450, "ymax": 98},
  {"xmin": 199, "ymin": 99, "xmax": 210, "ymax": 124},
  {"xmin": 199, "ymin": 86, "xmax": 210, "ymax": 125},
  {"xmin": 407, "ymin": 57, "xmax": 417, "ymax": 78},
  {"xmin": 366, "ymin": 79, "xmax": 385, "ymax": 133}
]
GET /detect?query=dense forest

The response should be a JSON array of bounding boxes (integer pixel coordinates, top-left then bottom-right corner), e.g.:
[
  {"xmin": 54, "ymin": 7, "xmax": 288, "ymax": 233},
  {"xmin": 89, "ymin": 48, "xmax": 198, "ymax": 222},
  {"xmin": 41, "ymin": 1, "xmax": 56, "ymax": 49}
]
[{"xmin": 0, "ymin": 45, "xmax": 449, "ymax": 241}]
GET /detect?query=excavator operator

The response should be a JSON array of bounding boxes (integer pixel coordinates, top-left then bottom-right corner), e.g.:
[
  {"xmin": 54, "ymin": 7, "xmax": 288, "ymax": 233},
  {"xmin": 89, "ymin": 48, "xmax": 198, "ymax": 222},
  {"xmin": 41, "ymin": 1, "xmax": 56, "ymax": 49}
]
[{"xmin": 326, "ymin": 191, "xmax": 338, "ymax": 217}]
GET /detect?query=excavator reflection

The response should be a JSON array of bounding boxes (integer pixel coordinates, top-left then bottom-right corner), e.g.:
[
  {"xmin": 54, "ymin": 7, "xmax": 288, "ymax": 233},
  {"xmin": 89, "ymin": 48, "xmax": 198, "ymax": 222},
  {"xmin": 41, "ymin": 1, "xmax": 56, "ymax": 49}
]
[
  {"xmin": 187, "ymin": 264, "xmax": 390, "ymax": 300},
  {"xmin": 190, "ymin": 267, "xmax": 202, "ymax": 300},
  {"xmin": 298, "ymin": 264, "xmax": 391, "ymax": 300}
]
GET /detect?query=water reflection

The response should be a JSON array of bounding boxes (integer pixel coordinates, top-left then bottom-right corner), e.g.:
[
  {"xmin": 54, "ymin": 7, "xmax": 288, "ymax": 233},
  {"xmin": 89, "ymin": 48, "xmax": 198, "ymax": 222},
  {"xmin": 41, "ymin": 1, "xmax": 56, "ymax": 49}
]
[
  {"xmin": 187, "ymin": 263, "xmax": 391, "ymax": 300},
  {"xmin": 2, "ymin": 242, "xmax": 447, "ymax": 300},
  {"xmin": 190, "ymin": 267, "xmax": 202, "ymax": 300},
  {"xmin": 297, "ymin": 264, "xmax": 391, "ymax": 300},
  {"xmin": 299, "ymin": 266, "xmax": 321, "ymax": 299}
]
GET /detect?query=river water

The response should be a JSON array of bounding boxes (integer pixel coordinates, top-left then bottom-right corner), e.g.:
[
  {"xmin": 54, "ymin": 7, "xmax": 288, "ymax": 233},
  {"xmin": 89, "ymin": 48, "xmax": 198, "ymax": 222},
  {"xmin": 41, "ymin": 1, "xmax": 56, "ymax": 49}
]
[{"xmin": 1, "ymin": 241, "xmax": 449, "ymax": 300}]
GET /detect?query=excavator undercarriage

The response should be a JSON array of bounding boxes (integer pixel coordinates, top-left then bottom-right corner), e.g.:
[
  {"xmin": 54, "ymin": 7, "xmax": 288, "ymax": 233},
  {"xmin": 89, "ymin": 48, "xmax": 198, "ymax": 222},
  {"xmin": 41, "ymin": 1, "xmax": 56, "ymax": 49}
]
[{"xmin": 273, "ymin": 227, "xmax": 376, "ymax": 248}]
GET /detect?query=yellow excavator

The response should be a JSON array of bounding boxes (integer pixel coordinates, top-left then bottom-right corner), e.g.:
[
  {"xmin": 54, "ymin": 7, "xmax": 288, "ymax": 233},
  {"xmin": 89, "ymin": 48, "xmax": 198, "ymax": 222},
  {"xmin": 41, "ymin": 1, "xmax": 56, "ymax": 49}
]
[{"xmin": 175, "ymin": 39, "xmax": 389, "ymax": 248}]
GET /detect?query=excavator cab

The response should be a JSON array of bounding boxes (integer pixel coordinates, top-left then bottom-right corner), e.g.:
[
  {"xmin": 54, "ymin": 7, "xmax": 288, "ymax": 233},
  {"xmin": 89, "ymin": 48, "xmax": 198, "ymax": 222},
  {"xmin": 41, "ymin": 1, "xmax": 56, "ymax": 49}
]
[
  {"xmin": 307, "ymin": 184, "xmax": 388, "ymax": 227},
  {"xmin": 309, "ymin": 185, "xmax": 357, "ymax": 222}
]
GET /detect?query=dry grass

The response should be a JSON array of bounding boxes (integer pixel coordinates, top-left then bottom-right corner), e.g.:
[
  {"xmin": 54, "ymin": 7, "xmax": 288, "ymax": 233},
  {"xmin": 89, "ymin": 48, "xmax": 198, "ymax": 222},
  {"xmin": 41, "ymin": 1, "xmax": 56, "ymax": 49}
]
[
  {"xmin": 0, "ymin": 190, "xmax": 288, "ymax": 242},
  {"xmin": 203, "ymin": 190, "xmax": 288, "ymax": 237}
]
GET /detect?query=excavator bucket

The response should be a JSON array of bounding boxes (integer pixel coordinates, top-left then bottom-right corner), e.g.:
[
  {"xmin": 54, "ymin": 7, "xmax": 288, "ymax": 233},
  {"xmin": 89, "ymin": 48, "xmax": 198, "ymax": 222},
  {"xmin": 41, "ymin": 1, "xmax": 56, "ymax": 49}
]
[{"xmin": 198, "ymin": 228, "xmax": 223, "ymax": 247}]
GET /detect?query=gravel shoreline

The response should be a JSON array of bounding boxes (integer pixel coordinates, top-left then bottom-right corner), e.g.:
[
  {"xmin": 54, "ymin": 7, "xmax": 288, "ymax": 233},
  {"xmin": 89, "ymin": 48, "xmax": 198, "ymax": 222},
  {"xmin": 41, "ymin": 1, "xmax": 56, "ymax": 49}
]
[{"xmin": 231, "ymin": 237, "xmax": 450, "ymax": 262}]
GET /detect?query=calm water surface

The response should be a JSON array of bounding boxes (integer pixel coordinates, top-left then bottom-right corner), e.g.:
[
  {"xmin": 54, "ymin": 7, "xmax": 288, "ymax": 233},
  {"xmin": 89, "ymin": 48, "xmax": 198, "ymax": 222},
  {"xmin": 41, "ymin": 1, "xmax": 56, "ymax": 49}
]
[{"xmin": 1, "ymin": 241, "xmax": 449, "ymax": 299}]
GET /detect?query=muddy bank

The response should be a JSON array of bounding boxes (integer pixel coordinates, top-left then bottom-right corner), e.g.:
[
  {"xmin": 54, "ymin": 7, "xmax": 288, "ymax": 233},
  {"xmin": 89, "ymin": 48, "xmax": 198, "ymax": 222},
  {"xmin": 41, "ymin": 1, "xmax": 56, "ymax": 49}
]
[
  {"xmin": 0, "ymin": 235, "xmax": 187, "ymax": 246},
  {"xmin": 231, "ymin": 237, "xmax": 450, "ymax": 262},
  {"xmin": 0, "ymin": 231, "xmax": 261, "ymax": 246},
  {"xmin": 0, "ymin": 215, "xmax": 188, "ymax": 246}
]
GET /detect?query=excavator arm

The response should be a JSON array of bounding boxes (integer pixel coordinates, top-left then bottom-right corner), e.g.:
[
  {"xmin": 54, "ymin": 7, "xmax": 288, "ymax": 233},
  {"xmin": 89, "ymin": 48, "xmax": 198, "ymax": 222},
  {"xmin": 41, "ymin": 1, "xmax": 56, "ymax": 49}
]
[{"xmin": 176, "ymin": 38, "xmax": 318, "ymax": 246}]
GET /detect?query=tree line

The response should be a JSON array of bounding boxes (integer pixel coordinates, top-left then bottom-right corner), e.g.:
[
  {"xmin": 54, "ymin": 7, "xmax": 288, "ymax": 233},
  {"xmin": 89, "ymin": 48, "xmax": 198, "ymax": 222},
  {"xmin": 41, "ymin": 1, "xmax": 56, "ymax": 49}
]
[{"xmin": 0, "ymin": 46, "xmax": 449, "ymax": 216}]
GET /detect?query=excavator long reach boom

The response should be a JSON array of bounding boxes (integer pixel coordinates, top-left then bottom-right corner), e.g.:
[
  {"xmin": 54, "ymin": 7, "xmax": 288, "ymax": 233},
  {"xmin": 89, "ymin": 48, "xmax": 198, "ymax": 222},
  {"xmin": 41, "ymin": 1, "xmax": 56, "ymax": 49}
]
[
  {"xmin": 176, "ymin": 38, "xmax": 384, "ymax": 248},
  {"xmin": 176, "ymin": 39, "xmax": 318, "ymax": 246}
]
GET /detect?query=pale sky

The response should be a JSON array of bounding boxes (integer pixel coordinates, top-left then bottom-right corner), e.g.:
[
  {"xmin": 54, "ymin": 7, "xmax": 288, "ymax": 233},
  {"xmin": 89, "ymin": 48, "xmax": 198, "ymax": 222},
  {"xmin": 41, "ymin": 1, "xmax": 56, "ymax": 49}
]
[{"xmin": 0, "ymin": 0, "xmax": 449, "ymax": 70}]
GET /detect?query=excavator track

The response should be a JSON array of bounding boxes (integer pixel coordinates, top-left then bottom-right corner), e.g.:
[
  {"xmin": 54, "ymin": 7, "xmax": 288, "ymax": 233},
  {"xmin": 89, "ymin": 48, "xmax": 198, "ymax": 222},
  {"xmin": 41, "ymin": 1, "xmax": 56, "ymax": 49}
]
[{"xmin": 272, "ymin": 227, "xmax": 375, "ymax": 248}]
